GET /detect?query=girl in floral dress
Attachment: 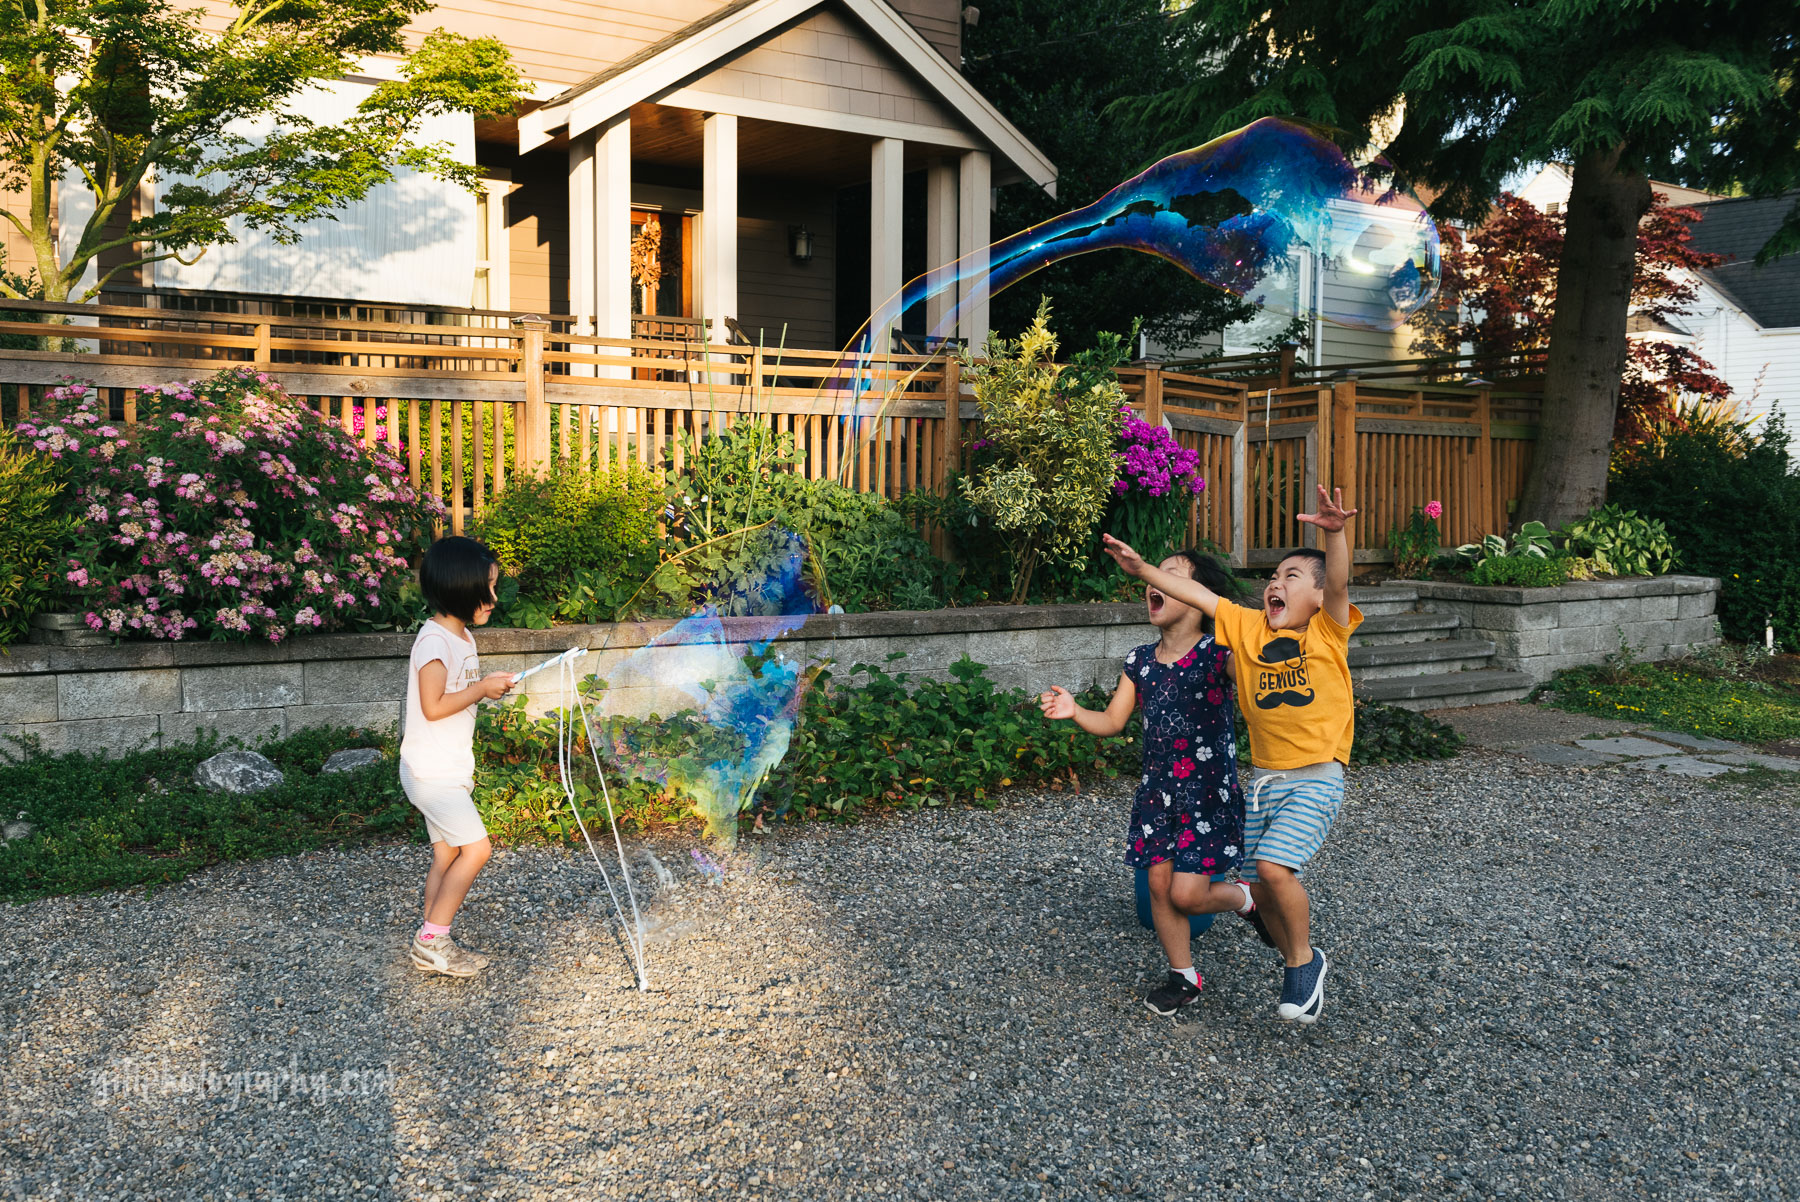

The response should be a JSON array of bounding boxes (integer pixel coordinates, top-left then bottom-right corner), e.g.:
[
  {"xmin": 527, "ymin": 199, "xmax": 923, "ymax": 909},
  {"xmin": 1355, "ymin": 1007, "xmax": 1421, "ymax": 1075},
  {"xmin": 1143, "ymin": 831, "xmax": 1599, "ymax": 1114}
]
[{"xmin": 1040, "ymin": 550, "xmax": 1252, "ymax": 1015}]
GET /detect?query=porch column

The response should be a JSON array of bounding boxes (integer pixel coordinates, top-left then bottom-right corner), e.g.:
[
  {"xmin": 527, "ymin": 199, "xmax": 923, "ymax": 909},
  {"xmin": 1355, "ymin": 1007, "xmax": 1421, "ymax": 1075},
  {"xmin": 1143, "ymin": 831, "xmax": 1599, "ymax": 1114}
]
[
  {"xmin": 700, "ymin": 112, "xmax": 738, "ymax": 346},
  {"xmin": 957, "ymin": 149, "xmax": 992, "ymax": 351},
  {"xmin": 567, "ymin": 134, "xmax": 595, "ymax": 344},
  {"xmin": 869, "ymin": 137, "xmax": 904, "ymax": 349},
  {"xmin": 924, "ymin": 160, "xmax": 958, "ymax": 341},
  {"xmin": 594, "ymin": 116, "xmax": 633, "ymax": 352}
]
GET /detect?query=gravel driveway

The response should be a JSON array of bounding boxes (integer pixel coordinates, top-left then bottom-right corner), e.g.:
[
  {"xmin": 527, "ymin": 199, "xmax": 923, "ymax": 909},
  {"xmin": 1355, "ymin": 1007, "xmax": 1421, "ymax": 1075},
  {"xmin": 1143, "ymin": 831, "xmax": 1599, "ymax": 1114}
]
[{"xmin": 2, "ymin": 751, "xmax": 1796, "ymax": 1202}]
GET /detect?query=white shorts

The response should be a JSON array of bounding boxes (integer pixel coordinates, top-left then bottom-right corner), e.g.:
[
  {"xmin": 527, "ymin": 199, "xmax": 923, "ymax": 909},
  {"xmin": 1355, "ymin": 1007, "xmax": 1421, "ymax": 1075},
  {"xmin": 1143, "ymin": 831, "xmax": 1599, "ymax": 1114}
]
[{"xmin": 399, "ymin": 762, "xmax": 488, "ymax": 847}]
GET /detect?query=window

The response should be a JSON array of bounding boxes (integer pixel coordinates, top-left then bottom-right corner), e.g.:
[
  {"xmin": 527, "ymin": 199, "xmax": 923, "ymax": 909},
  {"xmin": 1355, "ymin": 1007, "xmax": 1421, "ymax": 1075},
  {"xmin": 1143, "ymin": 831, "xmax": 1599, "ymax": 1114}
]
[{"xmin": 471, "ymin": 174, "xmax": 511, "ymax": 310}]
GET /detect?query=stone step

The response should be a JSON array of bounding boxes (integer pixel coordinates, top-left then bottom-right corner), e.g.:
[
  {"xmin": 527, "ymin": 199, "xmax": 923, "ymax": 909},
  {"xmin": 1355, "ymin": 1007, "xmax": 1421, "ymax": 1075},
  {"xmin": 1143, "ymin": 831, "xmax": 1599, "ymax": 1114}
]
[
  {"xmin": 1357, "ymin": 669, "xmax": 1537, "ymax": 712},
  {"xmin": 1350, "ymin": 612, "xmax": 1463, "ymax": 647},
  {"xmin": 1346, "ymin": 585, "xmax": 1421, "ymax": 618},
  {"xmin": 1349, "ymin": 639, "xmax": 1497, "ymax": 680}
]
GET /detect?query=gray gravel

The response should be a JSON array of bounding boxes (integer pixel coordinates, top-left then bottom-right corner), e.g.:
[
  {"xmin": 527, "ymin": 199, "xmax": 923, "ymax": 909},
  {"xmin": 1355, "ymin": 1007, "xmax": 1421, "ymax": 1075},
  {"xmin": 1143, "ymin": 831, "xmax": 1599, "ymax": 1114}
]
[{"xmin": 2, "ymin": 752, "xmax": 1797, "ymax": 1201}]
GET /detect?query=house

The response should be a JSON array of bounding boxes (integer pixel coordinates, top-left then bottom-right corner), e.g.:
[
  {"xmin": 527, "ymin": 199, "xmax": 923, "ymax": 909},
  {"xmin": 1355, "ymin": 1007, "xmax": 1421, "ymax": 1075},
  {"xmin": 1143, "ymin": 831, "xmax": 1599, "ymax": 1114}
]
[
  {"xmin": 48, "ymin": 1, "xmax": 1057, "ymax": 354},
  {"xmin": 1656, "ymin": 191, "xmax": 1800, "ymax": 444}
]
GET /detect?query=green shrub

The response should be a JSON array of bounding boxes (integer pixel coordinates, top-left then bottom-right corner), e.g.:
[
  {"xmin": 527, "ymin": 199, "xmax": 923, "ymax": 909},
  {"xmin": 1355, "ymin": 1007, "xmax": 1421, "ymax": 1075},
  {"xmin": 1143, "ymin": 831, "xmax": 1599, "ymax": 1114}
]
[
  {"xmin": 0, "ymin": 725, "xmax": 410, "ymax": 902},
  {"xmin": 1466, "ymin": 554, "xmax": 1573, "ymax": 587},
  {"xmin": 1349, "ymin": 701, "xmax": 1464, "ymax": 764},
  {"xmin": 1559, "ymin": 503, "xmax": 1678, "ymax": 576},
  {"xmin": 475, "ymin": 460, "xmax": 665, "ymax": 625},
  {"xmin": 0, "ymin": 431, "xmax": 69, "ymax": 646},
  {"xmin": 1609, "ymin": 416, "xmax": 1800, "ymax": 648},
  {"xmin": 666, "ymin": 421, "xmax": 942, "ymax": 613},
  {"xmin": 958, "ymin": 301, "xmax": 1128, "ymax": 603}
]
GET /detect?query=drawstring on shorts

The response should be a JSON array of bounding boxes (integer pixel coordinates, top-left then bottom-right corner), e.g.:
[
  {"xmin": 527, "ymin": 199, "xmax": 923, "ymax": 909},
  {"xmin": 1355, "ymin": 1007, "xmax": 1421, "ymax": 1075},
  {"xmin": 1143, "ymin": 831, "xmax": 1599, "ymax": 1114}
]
[{"xmin": 1249, "ymin": 772, "xmax": 1288, "ymax": 814}]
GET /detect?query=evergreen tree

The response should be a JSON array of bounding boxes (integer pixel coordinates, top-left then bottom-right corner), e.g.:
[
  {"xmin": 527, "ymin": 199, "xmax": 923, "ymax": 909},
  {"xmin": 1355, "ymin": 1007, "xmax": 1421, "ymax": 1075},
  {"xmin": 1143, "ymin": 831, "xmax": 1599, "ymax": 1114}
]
[
  {"xmin": 963, "ymin": 0, "xmax": 1253, "ymax": 353},
  {"xmin": 1119, "ymin": 0, "xmax": 1800, "ymax": 524}
]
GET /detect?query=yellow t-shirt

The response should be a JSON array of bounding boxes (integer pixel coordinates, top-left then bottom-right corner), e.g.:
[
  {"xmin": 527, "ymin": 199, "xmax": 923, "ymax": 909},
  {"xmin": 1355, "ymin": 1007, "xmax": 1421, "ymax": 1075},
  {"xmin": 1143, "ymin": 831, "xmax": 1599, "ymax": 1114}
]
[{"xmin": 1213, "ymin": 598, "xmax": 1364, "ymax": 769}]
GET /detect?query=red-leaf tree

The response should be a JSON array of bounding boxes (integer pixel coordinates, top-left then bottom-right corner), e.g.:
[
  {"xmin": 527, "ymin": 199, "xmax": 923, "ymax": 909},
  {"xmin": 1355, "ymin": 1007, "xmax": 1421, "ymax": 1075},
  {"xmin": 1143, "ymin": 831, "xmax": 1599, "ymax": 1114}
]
[{"xmin": 1412, "ymin": 194, "xmax": 1730, "ymax": 444}]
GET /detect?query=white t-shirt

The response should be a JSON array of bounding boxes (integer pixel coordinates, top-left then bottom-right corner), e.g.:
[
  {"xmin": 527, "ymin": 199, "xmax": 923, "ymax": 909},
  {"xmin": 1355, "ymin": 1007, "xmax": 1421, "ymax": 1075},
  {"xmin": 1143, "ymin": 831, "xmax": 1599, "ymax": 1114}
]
[{"xmin": 400, "ymin": 618, "xmax": 481, "ymax": 782}]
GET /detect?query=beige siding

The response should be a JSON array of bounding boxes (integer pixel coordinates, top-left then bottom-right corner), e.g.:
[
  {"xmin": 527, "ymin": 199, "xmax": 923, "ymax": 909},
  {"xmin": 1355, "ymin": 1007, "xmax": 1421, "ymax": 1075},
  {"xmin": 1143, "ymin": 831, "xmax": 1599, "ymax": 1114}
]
[
  {"xmin": 1319, "ymin": 273, "xmax": 1413, "ymax": 363},
  {"xmin": 0, "ymin": 185, "xmax": 42, "ymax": 285},
  {"xmin": 698, "ymin": 8, "xmax": 959, "ymax": 128},
  {"xmin": 505, "ymin": 156, "xmax": 569, "ymax": 316},
  {"xmin": 736, "ymin": 181, "xmax": 838, "ymax": 350},
  {"xmin": 885, "ymin": 0, "xmax": 962, "ymax": 66}
]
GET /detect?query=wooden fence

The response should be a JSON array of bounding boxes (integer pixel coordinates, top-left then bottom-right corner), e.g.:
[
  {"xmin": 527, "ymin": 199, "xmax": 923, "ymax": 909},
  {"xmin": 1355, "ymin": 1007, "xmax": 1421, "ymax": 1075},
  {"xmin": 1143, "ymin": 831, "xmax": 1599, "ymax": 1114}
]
[{"xmin": 0, "ymin": 299, "xmax": 1540, "ymax": 567}]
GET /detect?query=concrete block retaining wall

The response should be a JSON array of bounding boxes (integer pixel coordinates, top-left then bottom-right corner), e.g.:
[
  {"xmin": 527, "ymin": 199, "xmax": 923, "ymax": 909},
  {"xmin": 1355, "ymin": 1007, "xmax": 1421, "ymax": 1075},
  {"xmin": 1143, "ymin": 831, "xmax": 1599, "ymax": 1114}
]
[
  {"xmin": 0, "ymin": 605, "xmax": 1161, "ymax": 757},
  {"xmin": 1409, "ymin": 576, "xmax": 1719, "ymax": 682}
]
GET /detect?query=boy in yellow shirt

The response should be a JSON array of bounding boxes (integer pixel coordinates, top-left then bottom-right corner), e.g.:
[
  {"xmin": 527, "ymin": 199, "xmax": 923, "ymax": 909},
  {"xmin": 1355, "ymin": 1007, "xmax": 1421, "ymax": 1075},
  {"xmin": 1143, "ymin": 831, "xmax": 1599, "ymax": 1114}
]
[{"xmin": 1103, "ymin": 485, "xmax": 1361, "ymax": 1023}]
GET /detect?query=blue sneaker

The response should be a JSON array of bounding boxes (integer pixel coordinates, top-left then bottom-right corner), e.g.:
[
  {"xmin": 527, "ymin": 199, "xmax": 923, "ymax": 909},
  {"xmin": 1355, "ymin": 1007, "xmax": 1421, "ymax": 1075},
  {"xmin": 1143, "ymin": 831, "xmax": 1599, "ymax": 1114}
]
[{"xmin": 1277, "ymin": 947, "xmax": 1328, "ymax": 1023}]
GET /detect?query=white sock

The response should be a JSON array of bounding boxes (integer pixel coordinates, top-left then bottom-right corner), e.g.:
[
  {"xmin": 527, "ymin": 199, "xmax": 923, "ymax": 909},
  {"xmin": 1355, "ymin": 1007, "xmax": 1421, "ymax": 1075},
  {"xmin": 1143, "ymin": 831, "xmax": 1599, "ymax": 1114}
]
[
  {"xmin": 1175, "ymin": 966, "xmax": 1199, "ymax": 986},
  {"xmin": 1235, "ymin": 882, "xmax": 1255, "ymax": 914}
]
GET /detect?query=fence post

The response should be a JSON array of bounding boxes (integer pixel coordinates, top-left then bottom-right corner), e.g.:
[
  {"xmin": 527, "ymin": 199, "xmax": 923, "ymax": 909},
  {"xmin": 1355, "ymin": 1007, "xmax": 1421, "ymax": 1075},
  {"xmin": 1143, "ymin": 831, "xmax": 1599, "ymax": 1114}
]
[
  {"xmin": 514, "ymin": 316, "xmax": 551, "ymax": 477},
  {"xmin": 1230, "ymin": 388, "xmax": 1248, "ymax": 569},
  {"xmin": 940, "ymin": 353, "xmax": 962, "ymax": 485},
  {"xmin": 750, "ymin": 344, "xmax": 765, "ymax": 411},
  {"xmin": 1277, "ymin": 340, "xmax": 1298, "ymax": 388},
  {"xmin": 1143, "ymin": 366, "xmax": 1164, "ymax": 428},
  {"xmin": 254, "ymin": 319, "xmax": 271, "ymax": 366},
  {"xmin": 1472, "ymin": 380, "xmax": 1494, "ymax": 538},
  {"xmin": 1332, "ymin": 378, "xmax": 1358, "ymax": 548}
]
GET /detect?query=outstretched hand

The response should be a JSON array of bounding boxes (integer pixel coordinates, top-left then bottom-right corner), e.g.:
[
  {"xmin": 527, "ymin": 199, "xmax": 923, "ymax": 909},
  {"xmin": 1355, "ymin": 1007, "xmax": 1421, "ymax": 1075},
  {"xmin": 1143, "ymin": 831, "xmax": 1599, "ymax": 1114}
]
[
  {"xmin": 1038, "ymin": 686, "xmax": 1076, "ymax": 720},
  {"xmin": 1297, "ymin": 485, "xmax": 1358, "ymax": 533},
  {"xmin": 1100, "ymin": 534, "xmax": 1147, "ymax": 577}
]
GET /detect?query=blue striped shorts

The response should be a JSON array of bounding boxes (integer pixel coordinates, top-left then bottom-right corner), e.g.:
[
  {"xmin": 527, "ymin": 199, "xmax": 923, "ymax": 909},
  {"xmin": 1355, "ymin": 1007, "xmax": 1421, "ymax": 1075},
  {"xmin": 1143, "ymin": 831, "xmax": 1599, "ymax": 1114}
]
[{"xmin": 1240, "ymin": 763, "xmax": 1345, "ymax": 883}]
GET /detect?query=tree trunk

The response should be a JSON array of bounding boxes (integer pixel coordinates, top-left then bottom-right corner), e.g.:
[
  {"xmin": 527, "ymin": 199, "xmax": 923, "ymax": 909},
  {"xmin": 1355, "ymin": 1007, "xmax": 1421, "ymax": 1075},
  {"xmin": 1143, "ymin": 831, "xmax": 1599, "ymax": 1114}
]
[{"xmin": 1516, "ymin": 146, "xmax": 1653, "ymax": 529}]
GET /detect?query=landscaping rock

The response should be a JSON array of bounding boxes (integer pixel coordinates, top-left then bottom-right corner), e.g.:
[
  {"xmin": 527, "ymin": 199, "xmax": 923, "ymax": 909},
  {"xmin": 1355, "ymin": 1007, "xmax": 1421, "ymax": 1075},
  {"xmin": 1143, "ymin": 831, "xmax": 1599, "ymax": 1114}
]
[
  {"xmin": 1514, "ymin": 743, "xmax": 1619, "ymax": 767},
  {"xmin": 1642, "ymin": 729, "xmax": 1745, "ymax": 753},
  {"xmin": 321, "ymin": 748, "xmax": 385, "ymax": 775},
  {"xmin": 0, "ymin": 818, "xmax": 33, "ymax": 843},
  {"xmin": 192, "ymin": 750, "xmax": 285, "ymax": 794},
  {"xmin": 1574, "ymin": 735, "xmax": 1689, "ymax": 757},
  {"xmin": 1623, "ymin": 755, "xmax": 1739, "ymax": 778}
]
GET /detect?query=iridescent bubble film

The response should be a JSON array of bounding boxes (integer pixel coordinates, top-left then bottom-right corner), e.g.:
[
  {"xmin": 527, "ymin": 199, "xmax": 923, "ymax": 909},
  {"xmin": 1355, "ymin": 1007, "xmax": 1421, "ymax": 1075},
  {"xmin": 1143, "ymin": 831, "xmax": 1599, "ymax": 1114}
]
[
  {"xmin": 860, "ymin": 116, "xmax": 1439, "ymax": 356},
  {"xmin": 593, "ymin": 530, "xmax": 814, "ymax": 849}
]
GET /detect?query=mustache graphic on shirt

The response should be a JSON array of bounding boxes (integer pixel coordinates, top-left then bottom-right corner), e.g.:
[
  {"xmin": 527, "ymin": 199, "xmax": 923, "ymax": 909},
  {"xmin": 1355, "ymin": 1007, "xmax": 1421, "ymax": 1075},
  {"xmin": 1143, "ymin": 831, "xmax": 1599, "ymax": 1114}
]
[{"xmin": 1254, "ymin": 688, "xmax": 1316, "ymax": 709}]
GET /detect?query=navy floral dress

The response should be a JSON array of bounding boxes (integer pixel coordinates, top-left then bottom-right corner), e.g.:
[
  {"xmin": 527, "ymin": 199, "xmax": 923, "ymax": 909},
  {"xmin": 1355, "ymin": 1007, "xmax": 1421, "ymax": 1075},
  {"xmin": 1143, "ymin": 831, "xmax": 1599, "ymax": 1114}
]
[{"xmin": 1121, "ymin": 637, "xmax": 1245, "ymax": 876}]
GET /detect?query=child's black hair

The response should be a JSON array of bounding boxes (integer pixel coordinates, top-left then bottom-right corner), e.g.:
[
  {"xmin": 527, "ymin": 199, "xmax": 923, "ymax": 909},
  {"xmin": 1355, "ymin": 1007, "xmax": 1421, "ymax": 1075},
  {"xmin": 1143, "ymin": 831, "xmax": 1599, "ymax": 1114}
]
[
  {"xmin": 1166, "ymin": 548, "xmax": 1242, "ymax": 635},
  {"xmin": 421, "ymin": 536, "xmax": 499, "ymax": 622},
  {"xmin": 1277, "ymin": 547, "xmax": 1328, "ymax": 588}
]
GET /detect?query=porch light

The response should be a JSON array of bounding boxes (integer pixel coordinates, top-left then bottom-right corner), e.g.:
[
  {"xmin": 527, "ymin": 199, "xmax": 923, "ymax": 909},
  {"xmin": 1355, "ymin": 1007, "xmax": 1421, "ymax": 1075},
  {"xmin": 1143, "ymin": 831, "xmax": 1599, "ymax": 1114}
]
[{"xmin": 788, "ymin": 225, "xmax": 813, "ymax": 264}]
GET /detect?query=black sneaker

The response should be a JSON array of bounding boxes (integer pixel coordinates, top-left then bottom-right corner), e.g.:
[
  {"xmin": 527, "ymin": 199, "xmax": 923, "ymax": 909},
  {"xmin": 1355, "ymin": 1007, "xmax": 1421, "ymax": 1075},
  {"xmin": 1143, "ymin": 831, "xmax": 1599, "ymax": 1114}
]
[
  {"xmin": 1277, "ymin": 947, "xmax": 1329, "ymax": 1023},
  {"xmin": 1144, "ymin": 970, "xmax": 1203, "ymax": 1016},
  {"xmin": 1239, "ymin": 903, "xmax": 1278, "ymax": 949}
]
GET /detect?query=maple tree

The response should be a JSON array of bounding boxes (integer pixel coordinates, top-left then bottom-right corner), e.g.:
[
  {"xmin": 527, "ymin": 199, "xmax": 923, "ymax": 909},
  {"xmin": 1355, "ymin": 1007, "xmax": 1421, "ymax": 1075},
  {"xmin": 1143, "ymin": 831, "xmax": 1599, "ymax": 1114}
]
[{"xmin": 1411, "ymin": 194, "xmax": 1730, "ymax": 444}]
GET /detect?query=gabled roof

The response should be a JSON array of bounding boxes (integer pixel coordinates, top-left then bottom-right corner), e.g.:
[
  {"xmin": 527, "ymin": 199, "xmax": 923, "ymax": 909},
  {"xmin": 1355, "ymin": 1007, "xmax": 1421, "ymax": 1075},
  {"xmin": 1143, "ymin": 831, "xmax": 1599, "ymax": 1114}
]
[
  {"xmin": 1688, "ymin": 191, "xmax": 1800, "ymax": 330},
  {"xmin": 518, "ymin": 0, "xmax": 1055, "ymax": 192}
]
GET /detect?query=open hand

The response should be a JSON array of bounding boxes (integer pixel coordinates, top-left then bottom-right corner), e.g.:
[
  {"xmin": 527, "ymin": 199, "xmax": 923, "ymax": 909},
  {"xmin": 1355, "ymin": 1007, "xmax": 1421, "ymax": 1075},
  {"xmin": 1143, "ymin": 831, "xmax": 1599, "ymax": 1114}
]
[
  {"xmin": 479, "ymin": 671, "xmax": 517, "ymax": 700},
  {"xmin": 1100, "ymin": 534, "xmax": 1147, "ymax": 577},
  {"xmin": 1038, "ymin": 686, "xmax": 1076, "ymax": 720},
  {"xmin": 1297, "ymin": 485, "xmax": 1358, "ymax": 533}
]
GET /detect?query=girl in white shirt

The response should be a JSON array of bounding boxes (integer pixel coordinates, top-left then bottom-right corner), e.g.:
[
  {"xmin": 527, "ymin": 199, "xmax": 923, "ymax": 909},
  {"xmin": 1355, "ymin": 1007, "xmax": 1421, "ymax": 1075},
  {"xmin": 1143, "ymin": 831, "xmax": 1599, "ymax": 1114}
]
[{"xmin": 400, "ymin": 536, "xmax": 516, "ymax": 977}]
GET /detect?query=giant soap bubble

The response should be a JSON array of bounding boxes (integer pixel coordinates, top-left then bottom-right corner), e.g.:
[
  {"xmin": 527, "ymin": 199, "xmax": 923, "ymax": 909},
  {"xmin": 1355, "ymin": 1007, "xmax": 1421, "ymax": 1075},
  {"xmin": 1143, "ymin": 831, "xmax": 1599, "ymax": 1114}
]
[
  {"xmin": 857, "ymin": 116, "xmax": 1439, "ymax": 361},
  {"xmin": 591, "ymin": 528, "xmax": 815, "ymax": 849}
]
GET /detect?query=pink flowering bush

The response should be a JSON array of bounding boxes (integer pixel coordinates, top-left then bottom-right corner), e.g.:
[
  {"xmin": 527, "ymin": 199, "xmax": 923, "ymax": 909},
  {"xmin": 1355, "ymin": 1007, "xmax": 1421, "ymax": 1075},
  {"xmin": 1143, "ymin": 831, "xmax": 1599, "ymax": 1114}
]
[{"xmin": 13, "ymin": 367, "xmax": 444, "ymax": 642}]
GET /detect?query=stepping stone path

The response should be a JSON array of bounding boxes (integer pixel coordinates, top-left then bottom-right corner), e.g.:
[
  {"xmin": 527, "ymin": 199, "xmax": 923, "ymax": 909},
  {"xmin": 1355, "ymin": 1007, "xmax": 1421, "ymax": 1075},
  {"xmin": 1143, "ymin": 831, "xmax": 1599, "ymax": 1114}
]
[{"xmin": 1511, "ymin": 731, "xmax": 1800, "ymax": 776}]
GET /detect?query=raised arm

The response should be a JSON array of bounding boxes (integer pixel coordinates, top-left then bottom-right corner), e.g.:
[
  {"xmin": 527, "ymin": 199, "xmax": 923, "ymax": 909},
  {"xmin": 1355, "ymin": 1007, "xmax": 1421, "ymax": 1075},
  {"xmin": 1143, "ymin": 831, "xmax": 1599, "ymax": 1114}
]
[
  {"xmin": 1040, "ymin": 673, "xmax": 1137, "ymax": 737},
  {"xmin": 1297, "ymin": 485, "xmax": 1355, "ymax": 627},
  {"xmin": 1100, "ymin": 534, "xmax": 1222, "ymax": 618}
]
